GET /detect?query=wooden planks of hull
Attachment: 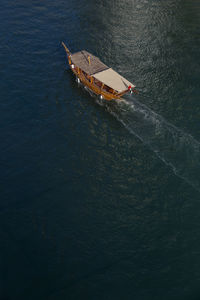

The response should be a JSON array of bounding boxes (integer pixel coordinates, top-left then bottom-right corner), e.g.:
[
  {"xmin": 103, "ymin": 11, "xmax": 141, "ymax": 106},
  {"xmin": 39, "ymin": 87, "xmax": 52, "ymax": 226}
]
[{"xmin": 62, "ymin": 42, "xmax": 135, "ymax": 100}]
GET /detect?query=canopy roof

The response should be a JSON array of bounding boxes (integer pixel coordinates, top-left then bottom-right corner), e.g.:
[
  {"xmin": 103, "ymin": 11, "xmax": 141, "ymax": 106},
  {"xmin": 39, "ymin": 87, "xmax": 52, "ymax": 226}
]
[
  {"xmin": 93, "ymin": 68, "xmax": 135, "ymax": 92},
  {"xmin": 71, "ymin": 51, "xmax": 109, "ymax": 75},
  {"xmin": 71, "ymin": 50, "xmax": 135, "ymax": 92}
]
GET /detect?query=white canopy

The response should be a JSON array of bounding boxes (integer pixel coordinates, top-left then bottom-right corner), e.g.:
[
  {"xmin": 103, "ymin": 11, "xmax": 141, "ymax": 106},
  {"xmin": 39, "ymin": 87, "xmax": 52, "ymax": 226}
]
[{"xmin": 93, "ymin": 68, "xmax": 135, "ymax": 92}]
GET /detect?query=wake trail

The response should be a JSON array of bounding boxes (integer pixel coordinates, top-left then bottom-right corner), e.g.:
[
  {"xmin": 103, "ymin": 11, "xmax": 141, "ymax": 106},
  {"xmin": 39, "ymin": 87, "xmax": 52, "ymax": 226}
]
[{"xmin": 100, "ymin": 96, "xmax": 200, "ymax": 192}]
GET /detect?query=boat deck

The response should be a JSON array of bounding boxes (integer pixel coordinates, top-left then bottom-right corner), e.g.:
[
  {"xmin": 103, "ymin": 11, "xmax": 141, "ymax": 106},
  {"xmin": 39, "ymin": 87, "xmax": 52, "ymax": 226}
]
[
  {"xmin": 62, "ymin": 42, "xmax": 136, "ymax": 100},
  {"xmin": 71, "ymin": 51, "xmax": 109, "ymax": 75}
]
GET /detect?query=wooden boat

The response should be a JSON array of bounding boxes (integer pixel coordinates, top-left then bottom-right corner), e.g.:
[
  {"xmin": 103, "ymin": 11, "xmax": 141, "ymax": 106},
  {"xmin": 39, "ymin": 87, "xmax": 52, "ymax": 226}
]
[{"xmin": 62, "ymin": 42, "xmax": 137, "ymax": 101}]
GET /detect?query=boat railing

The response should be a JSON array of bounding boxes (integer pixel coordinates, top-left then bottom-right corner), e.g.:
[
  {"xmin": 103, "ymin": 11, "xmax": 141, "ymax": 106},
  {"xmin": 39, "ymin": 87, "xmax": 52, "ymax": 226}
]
[{"xmin": 73, "ymin": 65, "xmax": 119, "ymax": 98}]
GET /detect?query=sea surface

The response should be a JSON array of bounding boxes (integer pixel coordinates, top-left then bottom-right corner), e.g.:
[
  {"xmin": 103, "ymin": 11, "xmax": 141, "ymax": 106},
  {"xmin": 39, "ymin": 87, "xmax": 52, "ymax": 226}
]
[{"xmin": 0, "ymin": 0, "xmax": 200, "ymax": 299}]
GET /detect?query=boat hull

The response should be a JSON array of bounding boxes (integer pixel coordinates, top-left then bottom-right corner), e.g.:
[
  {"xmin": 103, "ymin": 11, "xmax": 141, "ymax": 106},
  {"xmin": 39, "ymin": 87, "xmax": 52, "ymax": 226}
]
[
  {"xmin": 62, "ymin": 42, "xmax": 132, "ymax": 101},
  {"xmin": 70, "ymin": 65, "xmax": 121, "ymax": 101}
]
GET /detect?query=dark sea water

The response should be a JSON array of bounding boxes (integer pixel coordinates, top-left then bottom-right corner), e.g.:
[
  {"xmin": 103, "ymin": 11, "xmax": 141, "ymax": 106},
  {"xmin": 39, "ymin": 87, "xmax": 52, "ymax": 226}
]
[{"xmin": 0, "ymin": 0, "xmax": 200, "ymax": 299}]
